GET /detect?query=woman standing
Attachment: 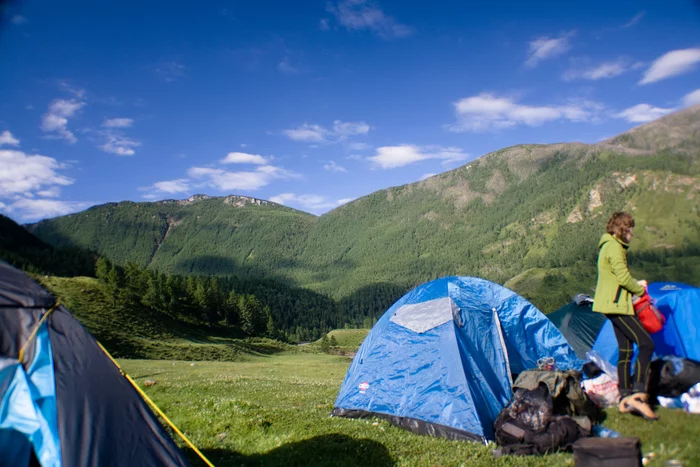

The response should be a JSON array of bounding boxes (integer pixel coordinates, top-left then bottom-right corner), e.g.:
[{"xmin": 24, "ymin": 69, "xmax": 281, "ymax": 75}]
[{"xmin": 592, "ymin": 212, "xmax": 658, "ymax": 420}]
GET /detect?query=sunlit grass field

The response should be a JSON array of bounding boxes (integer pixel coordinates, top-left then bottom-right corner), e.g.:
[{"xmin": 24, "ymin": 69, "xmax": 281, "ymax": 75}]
[{"xmin": 122, "ymin": 353, "xmax": 700, "ymax": 467}]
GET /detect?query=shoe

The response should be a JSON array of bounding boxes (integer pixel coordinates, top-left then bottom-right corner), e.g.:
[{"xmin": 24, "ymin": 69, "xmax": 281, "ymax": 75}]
[{"xmin": 619, "ymin": 393, "xmax": 659, "ymax": 421}]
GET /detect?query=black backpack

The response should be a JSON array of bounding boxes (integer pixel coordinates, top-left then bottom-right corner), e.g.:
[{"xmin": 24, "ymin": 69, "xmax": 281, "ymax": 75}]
[
  {"xmin": 493, "ymin": 383, "xmax": 586, "ymax": 456},
  {"xmin": 649, "ymin": 357, "xmax": 700, "ymax": 399},
  {"xmin": 512, "ymin": 369, "xmax": 602, "ymax": 422}
]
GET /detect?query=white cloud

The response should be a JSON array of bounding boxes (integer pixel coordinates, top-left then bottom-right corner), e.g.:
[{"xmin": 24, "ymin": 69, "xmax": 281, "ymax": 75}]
[
  {"xmin": 367, "ymin": 145, "xmax": 469, "ymax": 169},
  {"xmin": 324, "ymin": 161, "xmax": 347, "ymax": 172},
  {"xmin": 58, "ymin": 82, "xmax": 86, "ymax": 99},
  {"xmin": 154, "ymin": 61, "xmax": 186, "ymax": 82},
  {"xmin": 97, "ymin": 118, "xmax": 140, "ymax": 156},
  {"xmin": 0, "ymin": 146, "xmax": 88, "ymax": 221},
  {"xmin": 0, "ymin": 149, "xmax": 73, "ymax": 197},
  {"xmin": 284, "ymin": 120, "xmax": 371, "ymax": 143},
  {"xmin": 11, "ymin": 15, "xmax": 27, "ymax": 25},
  {"xmin": 187, "ymin": 164, "xmax": 298, "ymax": 191},
  {"xmin": 639, "ymin": 48, "xmax": 700, "ymax": 85},
  {"xmin": 36, "ymin": 187, "xmax": 61, "ymax": 198},
  {"xmin": 614, "ymin": 104, "xmax": 675, "ymax": 123},
  {"xmin": 283, "ymin": 124, "xmax": 328, "ymax": 142},
  {"xmin": 347, "ymin": 142, "xmax": 371, "ymax": 151},
  {"xmin": 277, "ymin": 58, "xmax": 300, "ymax": 75},
  {"xmin": 326, "ymin": 0, "xmax": 412, "ymax": 39},
  {"xmin": 99, "ymin": 133, "xmax": 140, "ymax": 156},
  {"xmin": 333, "ymin": 120, "xmax": 370, "ymax": 136},
  {"xmin": 683, "ymin": 89, "xmax": 700, "ymax": 107},
  {"xmin": 420, "ymin": 173, "xmax": 436, "ymax": 181},
  {"xmin": 152, "ymin": 179, "xmax": 191, "ymax": 194},
  {"xmin": 622, "ymin": 11, "xmax": 645, "ymax": 28},
  {"xmin": 41, "ymin": 98, "xmax": 85, "ymax": 143},
  {"xmin": 319, "ymin": 18, "xmax": 330, "ymax": 31},
  {"xmin": 526, "ymin": 31, "xmax": 574, "ymax": 68},
  {"xmin": 222, "ymin": 152, "xmax": 268, "ymax": 165},
  {"xmin": 3, "ymin": 198, "xmax": 91, "ymax": 221},
  {"xmin": 270, "ymin": 193, "xmax": 349, "ymax": 212},
  {"xmin": 0, "ymin": 131, "xmax": 20, "ymax": 147},
  {"xmin": 448, "ymin": 93, "xmax": 603, "ymax": 132},
  {"xmin": 102, "ymin": 118, "xmax": 133, "ymax": 128},
  {"xmin": 563, "ymin": 58, "xmax": 632, "ymax": 81}
]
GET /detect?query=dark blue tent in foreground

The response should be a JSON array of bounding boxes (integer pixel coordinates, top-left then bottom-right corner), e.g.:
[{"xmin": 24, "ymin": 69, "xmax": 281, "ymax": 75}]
[
  {"xmin": 0, "ymin": 261, "xmax": 191, "ymax": 466},
  {"xmin": 592, "ymin": 282, "xmax": 700, "ymax": 365},
  {"xmin": 332, "ymin": 276, "xmax": 581, "ymax": 442}
]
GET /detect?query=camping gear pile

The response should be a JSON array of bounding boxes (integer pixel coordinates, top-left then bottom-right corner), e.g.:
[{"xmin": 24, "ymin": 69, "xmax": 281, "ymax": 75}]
[
  {"xmin": 550, "ymin": 284, "xmax": 700, "ymax": 415},
  {"xmin": 650, "ymin": 357, "xmax": 700, "ymax": 413},
  {"xmin": 333, "ymin": 277, "xmax": 700, "ymax": 461},
  {"xmin": 492, "ymin": 368, "xmax": 601, "ymax": 455},
  {"xmin": 581, "ymin": 359, "xmax": 620, "ymax": 408}
]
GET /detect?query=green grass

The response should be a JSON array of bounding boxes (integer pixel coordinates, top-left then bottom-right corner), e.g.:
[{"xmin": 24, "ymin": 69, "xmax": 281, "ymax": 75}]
[
  {"xmin": 304, "ymin": 329, "xmax": 370, "ymax": 356},
  {"xmin": 41, "ymin": 275, "xmax": 292, "ymax": 361},
  {"xmin": 324, "ymin": 329, "xmax": 370, "ymax": 348},
  {"xmin": 121, "ymin": 353, "xmax": 700, "ymax": 467}
]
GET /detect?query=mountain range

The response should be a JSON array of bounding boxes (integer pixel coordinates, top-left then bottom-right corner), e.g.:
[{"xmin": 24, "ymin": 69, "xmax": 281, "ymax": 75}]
[{"xmin": 26, "ymin": 106, "xmax": 700, "ymax": 310}]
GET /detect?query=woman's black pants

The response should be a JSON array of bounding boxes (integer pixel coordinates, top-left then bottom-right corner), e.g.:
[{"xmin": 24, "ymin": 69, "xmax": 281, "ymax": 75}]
[{"xmin": 606, "ymin": 314, "xmax": 655, "ymax": 396}]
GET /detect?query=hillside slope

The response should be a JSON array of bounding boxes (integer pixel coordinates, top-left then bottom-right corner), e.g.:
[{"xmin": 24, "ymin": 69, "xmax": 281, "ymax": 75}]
[
  {"xmin": 28, "ymin": 107, "xmax": 700, "ymax": 302},
  {"xmin": 30, "ymin": 195, "xmax": 316, "ymax": 284}
]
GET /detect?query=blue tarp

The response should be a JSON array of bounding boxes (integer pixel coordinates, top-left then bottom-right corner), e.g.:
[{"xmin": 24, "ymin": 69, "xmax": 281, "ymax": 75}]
[
  {"xmin": 333, "ymin": 276, "xmax": 581, "ymax": 441},
  {"xmin": 592, "ymin": 282, "xmax": 700, "ymax": 365}
]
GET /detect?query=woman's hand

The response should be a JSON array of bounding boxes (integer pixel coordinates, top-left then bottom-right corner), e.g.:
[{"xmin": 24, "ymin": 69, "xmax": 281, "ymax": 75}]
[{"xmin": 637, "ymin": 279, "xmax": 648, "ymax": 289}]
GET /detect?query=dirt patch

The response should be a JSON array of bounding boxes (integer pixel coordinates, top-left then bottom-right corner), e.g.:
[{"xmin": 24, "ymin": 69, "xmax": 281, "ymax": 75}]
[
  {"xmin": 421, "ymin": 211, "xmax": 439, "ymax": 221},
  {"xmin": 588, "ymin": 187, "xmax": 603, "ymax": 212},
  {"xmin": 567, "ymin": 206, "xmax": 583, "ymax": 223},
  {"xmin": 487, "ymin": 170, "xmax": 507, "ymax": 194}
]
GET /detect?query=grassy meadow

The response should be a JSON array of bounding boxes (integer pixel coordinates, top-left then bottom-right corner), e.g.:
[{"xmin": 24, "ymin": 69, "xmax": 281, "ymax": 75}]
[{"xmin": 121, "ymin": 353, "xmax": 700, "ymax": 467}]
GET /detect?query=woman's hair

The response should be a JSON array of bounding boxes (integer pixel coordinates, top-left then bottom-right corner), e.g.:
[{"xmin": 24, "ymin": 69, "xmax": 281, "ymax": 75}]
[{"xmin": 606, "ymin": 211, "xmax": 635, "ymax": 238}]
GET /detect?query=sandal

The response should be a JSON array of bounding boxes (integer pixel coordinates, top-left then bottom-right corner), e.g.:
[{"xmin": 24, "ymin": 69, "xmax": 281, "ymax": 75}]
[{"xmin": 619, "ymin": 393, "xmax": 659, "ymax": 421}]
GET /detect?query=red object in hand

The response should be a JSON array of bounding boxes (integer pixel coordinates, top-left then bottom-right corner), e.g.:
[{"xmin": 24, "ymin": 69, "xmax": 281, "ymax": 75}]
[{"xmin": 633, "ymin": 289, "xmax": 666, "ymax": 334}]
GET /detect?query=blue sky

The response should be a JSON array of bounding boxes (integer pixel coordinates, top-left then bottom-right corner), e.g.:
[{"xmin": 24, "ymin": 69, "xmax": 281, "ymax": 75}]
[{"xmin": 1, "ymin": 0, "xmax": 699, "ymax": 222}]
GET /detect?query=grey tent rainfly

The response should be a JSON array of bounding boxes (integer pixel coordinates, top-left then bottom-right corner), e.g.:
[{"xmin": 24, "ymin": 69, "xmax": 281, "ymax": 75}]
[{"xmin": 0, "ymin": 260, "xmax": 211, "ymax": 467}]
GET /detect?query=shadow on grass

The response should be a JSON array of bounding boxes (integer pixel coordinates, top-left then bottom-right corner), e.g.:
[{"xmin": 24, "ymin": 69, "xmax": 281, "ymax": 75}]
[{"xmin": 192, "ymin": 434, "xmax": 394, "ymax": 467}]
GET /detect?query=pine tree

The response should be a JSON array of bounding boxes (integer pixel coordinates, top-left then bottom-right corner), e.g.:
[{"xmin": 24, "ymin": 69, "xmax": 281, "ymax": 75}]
[
  {"xmin": 225, "ymin": 290, "xmax": 240, "ymax": 326},
  {"xmin": 329, "ymin": 335, "xmax": 338, "ymax": 347},
  {"xmin": 142, "ymin": 272, "xmax": 164, "ymax": 312},
  {"xmin": 106, "ymin": 264, "xmax": 122, "ymax": 306},
  {"xmin": 320, "ymin": 334, "xmax": 330, "ymax": 353},
  {"xmin": 95, "ymin": 257, "xmax": 110, "ymax": 283},
  {"xmin": 265, "ymin": 313, "xmax": 276, "ymax": 339},
  {"xmin": 239, "ymin": 295, "xmax": 255, "ymax": 335},
  {"xmin": 193, "ymin": 281, "xmax": 209, "ymax": 323},
  {"xmin": 206, "ymin": 277, "xmax": 223, "ymax": 325}
]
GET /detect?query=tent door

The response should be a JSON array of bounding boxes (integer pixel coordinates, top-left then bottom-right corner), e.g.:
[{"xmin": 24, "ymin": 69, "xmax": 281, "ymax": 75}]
[{"xmin": 493, "ymin": 307, "xmax": 513, "ymax": 387}]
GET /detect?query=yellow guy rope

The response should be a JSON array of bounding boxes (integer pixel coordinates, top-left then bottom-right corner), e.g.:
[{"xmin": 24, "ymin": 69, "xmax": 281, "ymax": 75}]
[
  {"xmin": 18, "ymin": 302, "xmax": 61, "ymax": 363},
  {"xmin": 96, "ymin": 342, "xmax": 215, "ymax": 467}
]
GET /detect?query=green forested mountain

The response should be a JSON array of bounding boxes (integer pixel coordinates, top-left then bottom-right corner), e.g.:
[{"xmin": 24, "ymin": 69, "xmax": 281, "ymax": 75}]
[
  {"xmin": 1, "ymin": 214, "xmax": 342, "ymax": 341},
  {"xmin": 0, "ymin": 214, "xmax": 95, "ymax": 277},
  {"xmin": 28, "ymin": 195, "xmax": 316, "ymax": 284},
  {"xmin": 27, "ymin": 106, "xmax": 700, "ymax": 311}
]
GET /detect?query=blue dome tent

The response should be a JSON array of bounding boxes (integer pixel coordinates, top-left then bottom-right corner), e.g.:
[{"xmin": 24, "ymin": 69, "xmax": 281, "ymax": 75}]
[
  {"xmin": 592, "ymin": 282, "xmax": 700, "ymax": 365},
  {"xmin": 332, "ymin": 276, "xmax": 581, "ymax": 442}
]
